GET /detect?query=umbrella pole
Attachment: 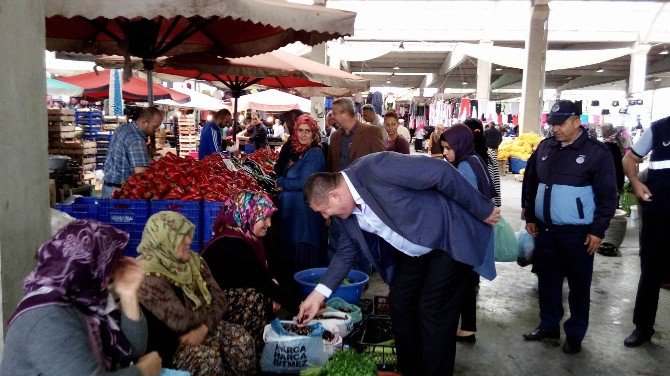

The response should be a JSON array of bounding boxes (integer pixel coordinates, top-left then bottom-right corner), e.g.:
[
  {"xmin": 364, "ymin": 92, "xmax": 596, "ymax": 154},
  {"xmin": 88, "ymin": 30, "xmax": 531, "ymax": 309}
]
[{"xmin": 144, "ymin": 59, "xmax": 156, "ymax": 150}]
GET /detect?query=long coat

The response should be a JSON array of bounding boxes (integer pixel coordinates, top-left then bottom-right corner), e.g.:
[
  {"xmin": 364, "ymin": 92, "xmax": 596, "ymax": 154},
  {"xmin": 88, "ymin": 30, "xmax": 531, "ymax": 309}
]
[
  {"xmin": 327, "ymin": 121, "xmax": 385, "ymax": 172},
  {"xmin": 276, "ymin": 147, "xmax": 325, "ymax": 248}
]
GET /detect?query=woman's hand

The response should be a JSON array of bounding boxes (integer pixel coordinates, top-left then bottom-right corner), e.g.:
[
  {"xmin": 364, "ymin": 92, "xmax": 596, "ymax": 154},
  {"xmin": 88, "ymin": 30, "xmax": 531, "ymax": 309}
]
[
  {"xmin": 136, "ymin": 351, "xmax": 162, "ymax": 376},
  {"xmin": 113, "ymin": 258, "xmax": 144, "ymax": 299},
  {"xmin": 179, "ymin": 324, "xmax": 209, "ymax": 346},
  {"xmin": 113, "ymin": 258, "xmax": 144, "ymax": 321}
]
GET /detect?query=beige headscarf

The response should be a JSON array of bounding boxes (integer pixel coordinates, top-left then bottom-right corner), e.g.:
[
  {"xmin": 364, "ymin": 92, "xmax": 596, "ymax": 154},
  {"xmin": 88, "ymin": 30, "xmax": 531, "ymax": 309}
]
[{"xmin": 137, "ymin": 211, "xmax": 211, "ymax": 310}]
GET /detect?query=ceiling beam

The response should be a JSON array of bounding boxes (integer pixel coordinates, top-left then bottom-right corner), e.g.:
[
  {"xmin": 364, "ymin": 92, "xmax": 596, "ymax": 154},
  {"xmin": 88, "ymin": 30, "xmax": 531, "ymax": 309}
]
[
  {"xmin": 491, "ymin": 74, "xmax": 523, "ymax": 90},
  {"xmin": 556, "ymin": 75, "xmax": 621, "ymax": 91}
]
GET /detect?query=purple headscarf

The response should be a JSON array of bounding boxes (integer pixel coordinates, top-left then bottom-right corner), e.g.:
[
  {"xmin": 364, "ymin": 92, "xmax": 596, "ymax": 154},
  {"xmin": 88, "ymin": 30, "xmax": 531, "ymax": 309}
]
[
  {"xmin": 440, "ymin": 124, "xmax": 475, "ymax": 165},
  {"xmin": 441, "ymin": 124, "xmax": 495, "ymax": 200},
  {"xmin": 9, "ymin": 220, "xmax": 134, "ymax": 370}
]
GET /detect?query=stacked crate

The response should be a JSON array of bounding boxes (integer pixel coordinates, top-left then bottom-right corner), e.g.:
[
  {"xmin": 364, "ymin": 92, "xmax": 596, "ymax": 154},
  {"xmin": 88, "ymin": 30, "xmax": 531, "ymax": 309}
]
[
  {"xmin": 47, "ymin": 108, "xmax": 76, "ymax": 150},
  {"xmin": 48, "ymin": 139, "xmax": 97, "ymax": 182},
  {"xmin": 95, "ymin": 131, "xmax": 112, "ymax": 170},
  {"xmin": 103, "ymin": 115, "xmax": 125, "ymax": 132},
  {"xmin": 76, "ymin": 109, "xmax": 103, "ymax": 140},
  {"xmin": 178, "ymin": 115, "xmax": 198, "ymax": 157}
]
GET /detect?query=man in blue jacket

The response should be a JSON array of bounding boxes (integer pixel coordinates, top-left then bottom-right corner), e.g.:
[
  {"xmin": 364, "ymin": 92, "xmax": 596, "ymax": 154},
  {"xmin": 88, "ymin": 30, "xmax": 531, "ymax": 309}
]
[
  {"xmin": 198, "ymin": 109, "xmax": 231, "ymax": 160},
  {"xmin": 523, "ymin": 100, "xmax": 616, "ymax": 354},
  {"xmin": 298, "ymin": 152, "xmax": 500, "ymax": 376}
]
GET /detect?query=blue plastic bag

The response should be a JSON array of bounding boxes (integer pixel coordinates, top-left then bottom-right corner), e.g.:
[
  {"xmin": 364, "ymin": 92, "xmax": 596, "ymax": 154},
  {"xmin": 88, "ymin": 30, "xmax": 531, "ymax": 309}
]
[
  {"xmin": 516, "ymin": 222, "xmax": 535, "ymax": 267},
  {"xmin": 494, "ymin": 216, "xmax": 519, "ymax": 262}
]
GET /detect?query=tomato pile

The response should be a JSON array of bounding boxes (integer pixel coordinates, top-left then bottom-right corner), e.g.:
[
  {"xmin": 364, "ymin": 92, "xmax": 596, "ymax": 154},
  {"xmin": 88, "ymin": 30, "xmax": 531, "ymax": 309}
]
[{"xmin": 112, "ymin": 152, "xmax": 267, "ymax": 201}]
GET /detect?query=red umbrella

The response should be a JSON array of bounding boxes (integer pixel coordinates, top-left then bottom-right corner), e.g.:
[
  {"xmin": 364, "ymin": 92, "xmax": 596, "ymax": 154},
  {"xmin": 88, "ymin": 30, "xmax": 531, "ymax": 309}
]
[
  {"xmin": 58, "ymin": 70, "xmax": 190, "ymax": 102},
  {"xmin": 150, "ymin": 50, "xmax": 370, "ymax": 140},
  {"xmin": 45, "ymin": 0, "xmax": 356, "ymax": 105}
]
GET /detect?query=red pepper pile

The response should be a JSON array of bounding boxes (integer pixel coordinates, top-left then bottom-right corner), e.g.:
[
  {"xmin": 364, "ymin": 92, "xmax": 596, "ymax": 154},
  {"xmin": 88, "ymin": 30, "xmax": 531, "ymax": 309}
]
[
  {"xmin": 113, "ymin": 152, "xmax": 263, "ymax": 201},
  {"xmin": 243, "ymin": 148, "xmax": 279, "ymax": 175}
]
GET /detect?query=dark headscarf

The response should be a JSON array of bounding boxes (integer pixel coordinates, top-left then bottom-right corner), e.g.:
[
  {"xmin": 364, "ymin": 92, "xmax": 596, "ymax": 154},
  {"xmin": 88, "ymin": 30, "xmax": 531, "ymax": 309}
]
[
  {"xmin": 463, "ymin": 117, "xmax": 492, "ymax": 164},
  {"xmin": 9, "ymin": 221, "xmax": 134, "ymax": 370},
  {"xmin": 204, "ymin": 191, "xmax": 276, "ymax": 269},
  {"xmin": 441, "ymin": 124, "xmax": 496, "ymax": 200},
  {"xmin": 441, "ymin": 124, "xmax": 475, "ymax": 165}
]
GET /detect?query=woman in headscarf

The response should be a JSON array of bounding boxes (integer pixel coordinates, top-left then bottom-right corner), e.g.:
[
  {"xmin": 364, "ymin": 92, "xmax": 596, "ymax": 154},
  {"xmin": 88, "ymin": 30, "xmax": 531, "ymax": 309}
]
[
  {"xmin": 464, "ymin": 117, "xmax": 502, "ymax": 206},
  {"xmin": 273, "ymin": 114, "xmax": 326, "ymax": 289},
  {"xmin": 137, "ymin": 211, "xmax": 255, "ymax": 376},
  {"xmin": 202, "ymin": 192, "xmax": 302, "ymax": 357},
  {"xmin": 600, "ymin": 123, "xmax": 625, "ymax": 194},
  {"xmin": 1, "ymin": 221, "xmax": 162, "ymax": 376},
  {"xmin": 441, "ymin": 124, "xmax": 497, "ymax": 343}
]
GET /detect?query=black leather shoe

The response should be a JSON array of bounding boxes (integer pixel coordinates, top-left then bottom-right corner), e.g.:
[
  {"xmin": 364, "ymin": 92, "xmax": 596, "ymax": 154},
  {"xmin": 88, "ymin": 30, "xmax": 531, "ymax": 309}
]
[
  {"xmin": 624, "ymin": 330, "xmax": 652, "ymax": 347},
  {"xmin": 562, "ymin": 339, "xmax": 582, "ymax": 354},
  {"xmin": 456, "ymin": 334, "xmax": 476, "ymax": 343},
  {"xmin": 523, "ymin": 327, "xmax": 560, "ymax": 341}
]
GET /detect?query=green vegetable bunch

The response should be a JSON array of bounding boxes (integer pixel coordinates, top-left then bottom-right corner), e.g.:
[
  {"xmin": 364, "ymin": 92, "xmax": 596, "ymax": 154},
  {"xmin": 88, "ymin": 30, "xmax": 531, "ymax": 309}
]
[{"xmin": 299, "ymin": 350, "xmax": 377, "ymax": 376}]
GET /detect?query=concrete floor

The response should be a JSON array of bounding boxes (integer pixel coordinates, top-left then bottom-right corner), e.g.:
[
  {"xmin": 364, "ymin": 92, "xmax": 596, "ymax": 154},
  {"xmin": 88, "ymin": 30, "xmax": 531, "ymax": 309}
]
[{"xmin": 362, "ymin": 174, "xmax": 670, "ymax": 376}]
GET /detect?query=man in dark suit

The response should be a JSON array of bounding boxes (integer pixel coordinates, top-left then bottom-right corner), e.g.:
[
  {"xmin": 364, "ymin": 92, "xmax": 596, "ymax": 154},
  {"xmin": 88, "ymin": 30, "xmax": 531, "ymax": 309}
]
[
  {"xmin": 298, "ymin": 152, "xmax": 501, "ymax": 376},
  {"xmin": 326, "ymin": 97, "xmax": 385, "ymax": 273}
]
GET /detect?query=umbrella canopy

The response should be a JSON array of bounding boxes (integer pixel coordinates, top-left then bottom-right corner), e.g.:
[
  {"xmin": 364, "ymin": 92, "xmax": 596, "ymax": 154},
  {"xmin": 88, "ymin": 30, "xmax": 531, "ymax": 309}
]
[
  {"xmin": 46, "ymin": 77, "xmax": 84, "ymax": 97},
  {"xmin": 58, "ymin": 70, "xmax": 189, "ymax": 102},
  {"xmin": 45, "ymin": 0, "xmax": 356, "ymax": 60},
  {"xmin": 156, "ymin": 87, "xmax": 226, "ymax": 110},
  {"xmin": 156, "ymin": 50, "xmax": 370, "ymax": 96},
  {"xmin": 226, "ymin": 89, "xmax": 311, "ymax": 113}
]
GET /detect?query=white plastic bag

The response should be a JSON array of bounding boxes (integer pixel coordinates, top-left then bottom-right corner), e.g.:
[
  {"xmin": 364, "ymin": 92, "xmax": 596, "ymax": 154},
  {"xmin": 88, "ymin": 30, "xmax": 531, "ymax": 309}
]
[{"xmin": 313, "ymin": 310, "xmax": 354, "ymax": 338}]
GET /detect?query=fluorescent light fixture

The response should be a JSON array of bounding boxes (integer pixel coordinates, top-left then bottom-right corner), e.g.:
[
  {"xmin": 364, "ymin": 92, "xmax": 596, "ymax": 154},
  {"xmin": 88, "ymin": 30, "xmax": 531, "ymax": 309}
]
[
  {"xmin": 386, "ymin": 79, "xmax": 391, "ymax": 84},
  {"xmin": 461, "ymin": 81, "xmax": 468, "ymax": 85},
  {"xmin": 393, "ymin": 60, "xmax": 400, "ymax": 70},
  {"xmin": 596, "ymin": 68, "xmax": 604, "ymax": 73},
  {"xmin": 495, "ymin": 68, "xmax": 502, "ymax": 71},
  {"xmin": 660, "ymin": 49, "xmax": 669, "ymax": 55},
  {"xmin": 353, "ymin": 72, "xmax": 431, "ymax": 76},
  {"xmin": 654, "ymin": 77, "xmax": 662, "ymax": 82}
]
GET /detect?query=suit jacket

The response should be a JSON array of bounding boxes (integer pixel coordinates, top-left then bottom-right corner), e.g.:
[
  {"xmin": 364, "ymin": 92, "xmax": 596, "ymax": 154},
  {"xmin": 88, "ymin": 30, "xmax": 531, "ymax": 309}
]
[
  {"xmin": 327, "ymin": 121, "xmax": 385, "ymax": 172},
  {"xmin": 320, "ymin": 152, "xmax": 495, "ymax": 292}
]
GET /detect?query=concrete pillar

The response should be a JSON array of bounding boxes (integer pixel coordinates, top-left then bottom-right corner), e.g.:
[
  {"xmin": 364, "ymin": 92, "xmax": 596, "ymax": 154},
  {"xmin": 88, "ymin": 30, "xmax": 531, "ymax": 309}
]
[
  {"xmin": 0, "ymin": 0, "xmax": 51, "ymax": 339},
  {"xmin": 628, "ymin": 42, "xmax": 651, "ymax": 98},
  {"xmin": 307, "ymin": 42, "xmax": 327, "ymax": 132},
  {"xmin": 476, "ymin": 41, "xmax": 493, "ymax": 120},
  {"xmin": 519, "ymin": 2, "xmax": 549, "ymax": 133}
]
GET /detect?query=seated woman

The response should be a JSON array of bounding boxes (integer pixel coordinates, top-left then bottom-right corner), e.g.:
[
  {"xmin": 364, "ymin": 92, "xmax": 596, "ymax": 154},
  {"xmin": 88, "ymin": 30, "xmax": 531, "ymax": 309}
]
[
  {"xmin": 383, "ymin": 111, "xmax": 411, "ymax": 154},
  {"xmin": 202, "ymin": 192, "xmax": 302, "ymax": 355},
  {"xmin": 1, "ymin": 221, "xmax": 161, "ymax": 376},
  {"xmin": 137, "ymin": 211, "xmax": 255, "ymax": 376},
  {"xmin": 273, "ymin": 114, "xmax": 326, "ymax": 289},
  {"xmin": 441, "ymin": 124, "xmax": 497, "ymax": 344}
]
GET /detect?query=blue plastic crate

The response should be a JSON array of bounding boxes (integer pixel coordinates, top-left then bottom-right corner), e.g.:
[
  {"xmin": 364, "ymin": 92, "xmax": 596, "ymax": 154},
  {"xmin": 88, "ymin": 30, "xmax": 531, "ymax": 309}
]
[
  {"xmin": 55, "ymin": 197, "xmax": 100, "ymax": 220},
  {"xmin": 98, "ymin": 199, "xmax": 150, "ymax": 257},
  {"xmin": 77, "ymin": 119, "xmax": 103, "ymax": 125},
  {"xmin": 509, "ymin": 157, "xmax": 528, "ymax": 174},
  {"xmin": 202, "ymin": 201, "xmax": 225, "ymax": 247},
  {"xmin": 150, "ymin": 200, "xmax": 203, "ymax": 252}
]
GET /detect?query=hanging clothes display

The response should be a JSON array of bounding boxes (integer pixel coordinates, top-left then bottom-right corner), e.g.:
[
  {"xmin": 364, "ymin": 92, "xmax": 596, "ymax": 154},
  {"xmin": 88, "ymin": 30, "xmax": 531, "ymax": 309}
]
[
  {"xmin": 459, "ymin": 98, "xmax": 471, "ymax": 119},
  {"xmin": 371, "ymin": 91, "xmax": 383, "ymax": 115}
]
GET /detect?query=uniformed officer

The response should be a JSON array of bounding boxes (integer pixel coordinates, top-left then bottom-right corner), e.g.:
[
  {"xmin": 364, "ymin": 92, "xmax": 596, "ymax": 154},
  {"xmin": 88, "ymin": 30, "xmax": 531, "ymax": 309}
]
[
  {"xmin": 522, "ymin": 100, "xmax": 617, "ymax": 354},
  {"xmin": 622, "ymin": 115, "xmax": 670, "ymax": 347}
]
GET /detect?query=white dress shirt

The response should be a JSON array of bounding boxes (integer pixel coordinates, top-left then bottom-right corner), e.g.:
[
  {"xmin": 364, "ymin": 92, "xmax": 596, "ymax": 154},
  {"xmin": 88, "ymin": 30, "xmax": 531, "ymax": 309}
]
[{"xmin": 315, "ymin": 172, "xmax": 431, "ymax": 297}]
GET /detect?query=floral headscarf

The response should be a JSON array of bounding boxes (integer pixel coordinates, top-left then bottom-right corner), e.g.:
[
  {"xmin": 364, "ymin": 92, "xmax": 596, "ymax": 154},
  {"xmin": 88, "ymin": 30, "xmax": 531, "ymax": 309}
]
[
  {"xmin": 290, "ymin": 114, "xmax": 322, "ymax": 154},
  {"xmin": 137, "ymin": 211, "xmax": 211, "ymax": 310},
  {"xmin": 205, "ymin": 191, "xmax": 276, "ymax": 268},
  {"xmin": 9, "ymin": 221, "xmax": 133, "ymax": 370}
]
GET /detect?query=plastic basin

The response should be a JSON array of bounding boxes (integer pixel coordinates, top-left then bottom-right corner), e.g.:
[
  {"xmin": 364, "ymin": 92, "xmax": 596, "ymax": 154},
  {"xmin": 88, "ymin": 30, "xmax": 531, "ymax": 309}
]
[{"xmin": 294, "ymin": 267, "xmax": 369, "ymax": 304}]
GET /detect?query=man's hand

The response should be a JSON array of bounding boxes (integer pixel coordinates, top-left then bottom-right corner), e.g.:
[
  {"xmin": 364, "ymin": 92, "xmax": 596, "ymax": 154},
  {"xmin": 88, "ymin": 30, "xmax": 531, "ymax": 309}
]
[
  {"xmin": 484, "ymin": 207, "xmax": 501, "ymax": 225},
  {"xmin": 584, "ymin": 234, "xmax": 602, "ymax": 255},
  {"xmin": 526, "ymin": 223, "xmax": 539, "ymax": 237},
  {"xmin": 295, "ymin": 290, "xmax": 326, "ymax": 327},
  {"xmin": 179, "ymin": 324, "xmax": 208, "ymax": 346},
  {"xmin": 632, "ymin": 182, "xmax": 652, "ymax": 202}
]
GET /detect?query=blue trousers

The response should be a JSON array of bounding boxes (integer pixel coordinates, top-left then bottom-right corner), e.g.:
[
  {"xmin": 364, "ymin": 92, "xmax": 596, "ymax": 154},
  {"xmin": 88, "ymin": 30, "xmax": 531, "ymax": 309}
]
[{"xmin": 534, "ymin": 225, "xmax": 594, "ymax": 342}]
